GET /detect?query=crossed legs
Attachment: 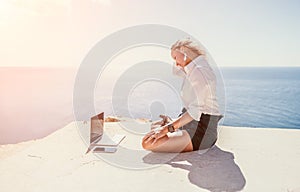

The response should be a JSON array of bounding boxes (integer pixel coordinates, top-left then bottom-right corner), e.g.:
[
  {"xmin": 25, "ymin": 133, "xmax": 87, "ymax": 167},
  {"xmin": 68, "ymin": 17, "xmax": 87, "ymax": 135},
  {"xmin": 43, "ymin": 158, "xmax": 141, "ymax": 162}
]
[{"xmin": 142, "ymin": 130, "xmax": 193, "ymax": 153}]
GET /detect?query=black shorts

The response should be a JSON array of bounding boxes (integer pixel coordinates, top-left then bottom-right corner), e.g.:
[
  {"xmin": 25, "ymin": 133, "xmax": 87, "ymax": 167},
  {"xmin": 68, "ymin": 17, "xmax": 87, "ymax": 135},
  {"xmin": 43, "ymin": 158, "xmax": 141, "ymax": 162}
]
[{"xmin": 178, "ymin": 108, "xmax": 223, "ymax": 151}]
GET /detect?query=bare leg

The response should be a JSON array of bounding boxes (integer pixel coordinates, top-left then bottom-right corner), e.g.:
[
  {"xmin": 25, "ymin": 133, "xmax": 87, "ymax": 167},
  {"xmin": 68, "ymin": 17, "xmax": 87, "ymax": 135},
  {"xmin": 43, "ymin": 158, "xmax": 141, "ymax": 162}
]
[{"xmin": 142, "ymin": 130, "xmax": 193, "ymax": 153}]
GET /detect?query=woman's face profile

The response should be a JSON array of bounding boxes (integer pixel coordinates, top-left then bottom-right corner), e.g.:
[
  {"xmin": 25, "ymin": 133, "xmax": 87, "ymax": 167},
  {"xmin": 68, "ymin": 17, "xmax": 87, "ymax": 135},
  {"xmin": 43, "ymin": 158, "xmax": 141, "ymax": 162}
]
[{"xmin": 171, "ymin": 49, "xmax": 186, "ymax": 67}]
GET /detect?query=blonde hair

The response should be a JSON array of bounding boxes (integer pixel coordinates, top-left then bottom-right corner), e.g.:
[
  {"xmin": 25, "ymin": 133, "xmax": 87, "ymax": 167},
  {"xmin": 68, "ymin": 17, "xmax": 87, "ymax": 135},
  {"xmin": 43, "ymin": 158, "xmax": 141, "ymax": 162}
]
[{"xmin": 171, "ymin": 38, "xmax": 205, "ymax": 60}]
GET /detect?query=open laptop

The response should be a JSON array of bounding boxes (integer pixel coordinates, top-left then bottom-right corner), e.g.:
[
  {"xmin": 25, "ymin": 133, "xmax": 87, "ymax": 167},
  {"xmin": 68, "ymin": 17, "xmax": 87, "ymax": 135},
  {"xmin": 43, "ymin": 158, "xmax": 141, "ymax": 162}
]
[{"xmin": 85, "ymin": 112, "xmax": 125, "ymax": 154}]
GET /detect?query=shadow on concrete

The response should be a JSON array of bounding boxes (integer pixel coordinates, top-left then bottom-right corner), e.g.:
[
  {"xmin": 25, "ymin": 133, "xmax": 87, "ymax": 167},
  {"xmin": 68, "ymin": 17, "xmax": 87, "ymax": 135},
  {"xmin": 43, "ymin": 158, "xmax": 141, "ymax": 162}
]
[{"xmin": 143, "ymin": 146, "xmax": 246, "ymax": 192}]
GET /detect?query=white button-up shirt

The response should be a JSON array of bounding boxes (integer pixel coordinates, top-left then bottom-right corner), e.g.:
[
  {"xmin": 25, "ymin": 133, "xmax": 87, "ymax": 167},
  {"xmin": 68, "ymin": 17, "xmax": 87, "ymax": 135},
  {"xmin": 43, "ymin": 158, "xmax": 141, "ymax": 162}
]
[{"xmin": 173, "ymin": 55, "xmax": 221, "ymax": 121}]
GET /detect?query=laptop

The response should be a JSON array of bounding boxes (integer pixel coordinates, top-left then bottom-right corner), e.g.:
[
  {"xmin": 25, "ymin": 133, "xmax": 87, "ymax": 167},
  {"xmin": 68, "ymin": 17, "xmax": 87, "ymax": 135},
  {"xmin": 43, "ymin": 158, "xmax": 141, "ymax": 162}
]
[{"xmin": 85, "ymin": 112, "xmax": 125, "ymax": 154}]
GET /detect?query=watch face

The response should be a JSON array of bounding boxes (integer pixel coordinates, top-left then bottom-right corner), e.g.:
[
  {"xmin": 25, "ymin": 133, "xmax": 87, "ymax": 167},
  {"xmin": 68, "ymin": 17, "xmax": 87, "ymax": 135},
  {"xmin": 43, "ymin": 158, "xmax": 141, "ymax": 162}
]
[{"xmin": 168, "ymin": 124, "xmax": 175, "ymax": 133}]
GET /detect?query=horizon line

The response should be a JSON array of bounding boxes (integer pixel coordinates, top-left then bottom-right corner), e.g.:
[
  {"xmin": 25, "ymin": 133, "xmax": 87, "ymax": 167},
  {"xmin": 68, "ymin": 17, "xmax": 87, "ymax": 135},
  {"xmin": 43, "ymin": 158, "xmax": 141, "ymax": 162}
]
[{"xmin": 1, "ymin": 65, "xmax": 300, "ymax": 68}]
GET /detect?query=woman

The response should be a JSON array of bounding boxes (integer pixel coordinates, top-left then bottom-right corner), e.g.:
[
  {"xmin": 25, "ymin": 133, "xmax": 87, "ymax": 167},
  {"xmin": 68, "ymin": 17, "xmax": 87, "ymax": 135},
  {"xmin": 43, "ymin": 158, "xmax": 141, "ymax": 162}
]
[{"xmin": 142, "ymin": 39, "xmax": 223, "ymax": 153}]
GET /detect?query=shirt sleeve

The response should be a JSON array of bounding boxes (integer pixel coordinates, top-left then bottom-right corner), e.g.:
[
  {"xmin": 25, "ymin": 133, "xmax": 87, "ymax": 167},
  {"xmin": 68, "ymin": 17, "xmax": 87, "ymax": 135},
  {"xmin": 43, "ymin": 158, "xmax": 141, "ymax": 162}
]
[{"xmin": 185, "ymin": 67, "xmax": 209, "ymax": 121}]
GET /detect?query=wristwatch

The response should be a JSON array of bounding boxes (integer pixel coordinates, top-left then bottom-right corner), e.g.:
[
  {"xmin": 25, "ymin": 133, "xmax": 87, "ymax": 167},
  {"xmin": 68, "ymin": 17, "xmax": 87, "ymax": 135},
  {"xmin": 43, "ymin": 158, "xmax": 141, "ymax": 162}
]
[{"xmin": 167, "ymin": 124, "xmax": 175, "ymax": 133}]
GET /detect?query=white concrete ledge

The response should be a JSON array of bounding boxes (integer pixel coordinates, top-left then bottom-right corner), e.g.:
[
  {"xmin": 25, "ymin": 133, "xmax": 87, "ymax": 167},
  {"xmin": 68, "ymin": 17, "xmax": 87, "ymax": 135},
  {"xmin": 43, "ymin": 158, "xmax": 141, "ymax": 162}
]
[{"xmin": 0, "ymin": 121, "xmax": 299, "ymax": 192}]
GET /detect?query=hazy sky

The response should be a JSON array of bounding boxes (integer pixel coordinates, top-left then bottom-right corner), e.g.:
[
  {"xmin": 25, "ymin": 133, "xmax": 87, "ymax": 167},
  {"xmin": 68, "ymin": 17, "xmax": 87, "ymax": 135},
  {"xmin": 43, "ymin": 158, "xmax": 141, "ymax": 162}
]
[{"xmin": 0, "ymin": 0, "xmax": 299, "ymax": 67}]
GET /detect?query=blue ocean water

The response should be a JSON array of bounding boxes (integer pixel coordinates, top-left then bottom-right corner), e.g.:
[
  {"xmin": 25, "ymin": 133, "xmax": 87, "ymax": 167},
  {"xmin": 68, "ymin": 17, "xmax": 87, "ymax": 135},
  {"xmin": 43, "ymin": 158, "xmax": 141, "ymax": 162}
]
[
  {"xmin": 220, "ymin": 67, "xmax": 300, "ymax": 129},
  {"xmin": 96, "ymin": 66, "xmax": 300, "ymax": 129}
]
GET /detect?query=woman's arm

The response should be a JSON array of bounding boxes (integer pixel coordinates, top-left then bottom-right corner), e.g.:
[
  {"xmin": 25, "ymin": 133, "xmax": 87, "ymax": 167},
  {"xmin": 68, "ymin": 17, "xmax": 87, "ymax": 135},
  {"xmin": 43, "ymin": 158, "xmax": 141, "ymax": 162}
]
[
  {"xmin": 172, "ymin": 111, "xmax": 193, "ymax": 130},
  {"xmin": 143, "ymin": 111, "xmax": 194, "ymax": 145}
]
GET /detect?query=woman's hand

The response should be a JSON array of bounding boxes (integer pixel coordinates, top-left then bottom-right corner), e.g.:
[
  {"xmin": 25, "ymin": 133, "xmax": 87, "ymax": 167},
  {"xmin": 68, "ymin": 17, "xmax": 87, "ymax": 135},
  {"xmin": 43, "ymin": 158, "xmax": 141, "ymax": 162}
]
[
  {"xmin": 150, "ymin": 115, "xmax": 172, "ymax": 130},
  {"xmin": 143, "ymin": 125, "xmax": 168, "ymax": 145}
]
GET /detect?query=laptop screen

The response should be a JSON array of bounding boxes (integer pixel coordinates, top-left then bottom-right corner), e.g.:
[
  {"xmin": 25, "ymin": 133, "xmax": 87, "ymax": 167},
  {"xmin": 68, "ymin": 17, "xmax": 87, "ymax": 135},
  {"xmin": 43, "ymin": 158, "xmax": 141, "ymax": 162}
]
[{"xmin": 90, "ymin": 112, "xmax": 104, "ymax": 143}]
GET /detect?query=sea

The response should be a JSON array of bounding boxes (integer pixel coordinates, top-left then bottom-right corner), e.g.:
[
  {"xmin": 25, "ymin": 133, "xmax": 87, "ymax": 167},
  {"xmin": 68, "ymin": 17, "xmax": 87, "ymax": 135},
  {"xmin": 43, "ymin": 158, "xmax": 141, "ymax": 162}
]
[
  {"xmin": 220, "ymin": 67, "xmax": 300, "ymax": 129},
  {"xmin": 94, "ymin": 66, "xmax": 300, "ymax": 129},
  {"xmin": 1, "ymin": 67, "xmax": 300, "ymax": 144}
]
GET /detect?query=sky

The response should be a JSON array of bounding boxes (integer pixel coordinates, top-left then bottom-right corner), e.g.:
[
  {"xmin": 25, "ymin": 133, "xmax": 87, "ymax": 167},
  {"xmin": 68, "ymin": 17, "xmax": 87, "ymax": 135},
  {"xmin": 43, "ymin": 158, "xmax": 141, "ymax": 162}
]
[{"xmin": 0, "ymin": 0, "xmax": 299, "ymax": 67}]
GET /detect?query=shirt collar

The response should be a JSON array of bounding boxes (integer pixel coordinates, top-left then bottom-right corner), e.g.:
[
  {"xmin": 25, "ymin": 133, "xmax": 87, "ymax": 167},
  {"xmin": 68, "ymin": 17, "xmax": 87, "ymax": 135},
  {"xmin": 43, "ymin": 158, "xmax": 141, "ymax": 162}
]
[{"xmin": 183, "ymin": 55, "xmax": 207, "ymax": 74}]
